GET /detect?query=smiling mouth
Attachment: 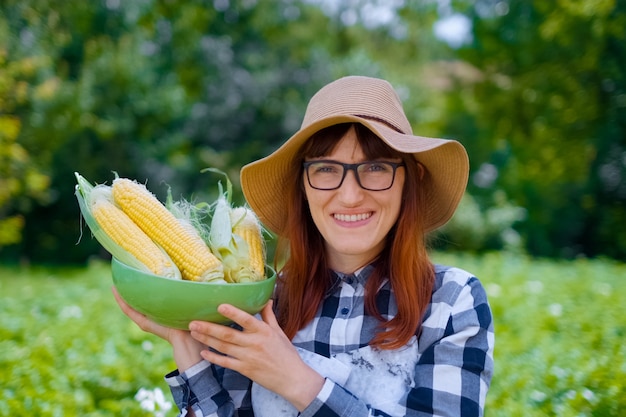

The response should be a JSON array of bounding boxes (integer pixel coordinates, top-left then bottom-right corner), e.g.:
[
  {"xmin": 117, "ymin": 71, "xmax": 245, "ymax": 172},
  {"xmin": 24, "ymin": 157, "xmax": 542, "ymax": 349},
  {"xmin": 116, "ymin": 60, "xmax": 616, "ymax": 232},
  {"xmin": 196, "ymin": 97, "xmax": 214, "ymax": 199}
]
[{"xmin": 333, "ymin": 212, "xmax": 373, "ymax": 222}]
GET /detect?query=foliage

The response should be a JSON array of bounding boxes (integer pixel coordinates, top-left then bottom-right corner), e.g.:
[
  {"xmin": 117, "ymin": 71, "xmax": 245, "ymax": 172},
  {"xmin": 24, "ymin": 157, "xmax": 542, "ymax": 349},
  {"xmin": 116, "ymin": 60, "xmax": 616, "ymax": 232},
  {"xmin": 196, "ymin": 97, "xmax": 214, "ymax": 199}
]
[
  {"xmin": 431, "ymin": 252, "xmax": 626, "ymax": 416},
  {"xmin": 1, "ymin": 253, "xmax": 625, "ymax": 416},
  {"xmin": 0, "ymin": 44, "xmax": 51, "ymax": 247},
  {"xmin": 434, "ymin": 191, "xmax": 527, "ymax": 252},
  {"xmin": 2, "ymin": 0, "xmax": 625, "ymax": 262},
  {"xmin": 438, "ymin": 0, "xmax": 626, "ymax": 259},
  {"xmin": 1, "ymin": 0, "xmax": 411, "ymax": 264},
  {"xmin": 0, "ymin": 260, "xmax": 176, "ymax": 416}
]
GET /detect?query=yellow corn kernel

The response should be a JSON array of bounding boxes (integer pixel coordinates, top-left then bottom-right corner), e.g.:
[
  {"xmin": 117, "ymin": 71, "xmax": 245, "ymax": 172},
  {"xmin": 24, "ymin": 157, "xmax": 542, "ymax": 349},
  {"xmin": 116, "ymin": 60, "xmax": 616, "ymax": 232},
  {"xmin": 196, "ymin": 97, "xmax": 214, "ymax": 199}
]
[
  {"xmin": 237, "ymin": 227, "xmax": 265, "ymax": 279},
  {"xmin": 90, "ymin": 190, "xmax": 180, "ymax": 279},
  {"xmin": 232, "ymin": 207, "xmax": 265, "ymax": 280},
  {"xmin": 112, "ymin": 178, "xmax": 224, "ymax": 282}
]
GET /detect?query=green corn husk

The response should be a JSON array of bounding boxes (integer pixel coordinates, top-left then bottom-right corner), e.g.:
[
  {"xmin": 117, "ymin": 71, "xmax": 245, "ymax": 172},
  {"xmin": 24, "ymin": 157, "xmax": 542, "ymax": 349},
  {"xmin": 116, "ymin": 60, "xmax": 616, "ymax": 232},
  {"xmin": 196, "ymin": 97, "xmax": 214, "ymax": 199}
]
[
  {"xmin": 74, "ymin": 172, "xmax": 182, "ymax": 279},
  {"xmin": 202, "ymin": 168, "xmax": 265, "ymax": 283}
]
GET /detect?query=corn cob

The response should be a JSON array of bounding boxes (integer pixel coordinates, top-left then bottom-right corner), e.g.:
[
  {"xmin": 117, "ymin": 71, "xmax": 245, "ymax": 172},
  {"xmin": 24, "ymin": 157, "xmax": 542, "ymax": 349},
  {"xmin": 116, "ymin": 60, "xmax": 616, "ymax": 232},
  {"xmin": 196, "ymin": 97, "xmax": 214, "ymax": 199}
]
[
  {"xmin": 207, "ymin": 184, "xmax": 243, "ymax": 283},
  {"xmin": 231, "ymin": 206, "xmax": 265, "ymax": 281},
  {"xmin": 75, "ymin": 172, "xmax": 182, "ymax": 279},
  {"xmin": 203, "ymin": 170, "xmax": 266, "ymax": 283},
  {"xmin": 112, "ymin": 177, "xmax": 224, "ymax": 282},
  {"xmin": 90, "ymin": 186, "xmax": 180, "ymax": 279}
]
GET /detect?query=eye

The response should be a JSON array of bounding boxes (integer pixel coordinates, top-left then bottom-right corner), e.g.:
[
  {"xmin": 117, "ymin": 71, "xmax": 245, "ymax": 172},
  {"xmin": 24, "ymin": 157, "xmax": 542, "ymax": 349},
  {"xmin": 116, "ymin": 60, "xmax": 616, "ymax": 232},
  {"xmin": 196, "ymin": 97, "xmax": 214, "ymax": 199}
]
[
  {"xmin": 363, "ymin": 162, "xmax": 392, "ymax": 173},
  {"xmin": 311, "ymin": 162, "xmax": 341, "ymax": 174}
]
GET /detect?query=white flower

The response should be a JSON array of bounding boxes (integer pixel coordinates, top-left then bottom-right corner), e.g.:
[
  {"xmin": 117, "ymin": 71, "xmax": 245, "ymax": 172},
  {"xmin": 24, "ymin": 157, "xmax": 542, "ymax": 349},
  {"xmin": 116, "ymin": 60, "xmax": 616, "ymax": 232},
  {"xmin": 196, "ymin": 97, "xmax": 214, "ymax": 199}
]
[
  {"xmin": 550, "ymin": 366, "xmax": 568, "ymax": 379},
  {"xmin": 135, "ymin": 387, "xmax": 173, "ymax": 417},
  {"xmin": 582, "ymin": 388, "xmax": 596, "ymax": 403},
  {"xmin": 526, "ymin": 280, "xmax": 543, "ymax": 294},
  {"xmin": 486, "ymin": 283, "xmax": 501, "ymax": 298},
  {"xmin": 593, "ymin": 282, "xmax": 612, "ymax": 296},
  {"xmin": 530, "ymin": 390, "xmax": 547, "ymax": 402},
  {"xmin": 549, "ymin": 303, "xmax": 563, "ymax": 317},
  {"xmin": 135, "ymin": 388, "xmax": 155, "ymax": 412},
  {"xmin": 58, "ymin": 305, "xmax": 83, "ymax": 320}
]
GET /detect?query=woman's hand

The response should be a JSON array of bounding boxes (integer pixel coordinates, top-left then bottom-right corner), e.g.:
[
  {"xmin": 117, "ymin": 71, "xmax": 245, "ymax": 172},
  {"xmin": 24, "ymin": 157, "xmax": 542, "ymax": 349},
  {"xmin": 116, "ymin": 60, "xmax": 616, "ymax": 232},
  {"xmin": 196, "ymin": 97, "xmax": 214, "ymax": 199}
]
[
  {"xmin": 112, "ymin": 287, "xmax": 205, "ymax": 372},
  {"xmin": 188, "ymin": 300, "xmax": 325, "ymax": 412}
]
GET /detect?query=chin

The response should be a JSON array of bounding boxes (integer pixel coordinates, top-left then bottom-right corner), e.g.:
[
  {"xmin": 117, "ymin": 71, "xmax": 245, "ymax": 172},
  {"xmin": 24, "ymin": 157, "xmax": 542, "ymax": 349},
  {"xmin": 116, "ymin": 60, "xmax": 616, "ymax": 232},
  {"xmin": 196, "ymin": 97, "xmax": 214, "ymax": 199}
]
[{"xmin": 336, "ymin": 242, "xmax": 378, "ymax": 257}]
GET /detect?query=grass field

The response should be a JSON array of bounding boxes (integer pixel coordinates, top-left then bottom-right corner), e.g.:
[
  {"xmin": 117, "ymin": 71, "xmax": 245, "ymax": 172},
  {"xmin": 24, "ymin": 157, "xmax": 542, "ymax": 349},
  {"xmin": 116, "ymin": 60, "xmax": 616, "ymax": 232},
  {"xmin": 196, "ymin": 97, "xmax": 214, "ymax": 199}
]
[{"xmin": 1, "ymin": 252, "xmax": 625, "ymax": 416}]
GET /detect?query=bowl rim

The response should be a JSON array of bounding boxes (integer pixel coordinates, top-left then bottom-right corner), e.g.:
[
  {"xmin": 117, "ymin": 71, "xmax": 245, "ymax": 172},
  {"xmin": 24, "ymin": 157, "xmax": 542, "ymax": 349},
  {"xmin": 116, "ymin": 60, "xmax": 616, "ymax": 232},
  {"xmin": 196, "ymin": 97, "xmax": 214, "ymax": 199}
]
[{"xmin": 111, "ymin": 257, "xmax": 277, "ymax": 286}]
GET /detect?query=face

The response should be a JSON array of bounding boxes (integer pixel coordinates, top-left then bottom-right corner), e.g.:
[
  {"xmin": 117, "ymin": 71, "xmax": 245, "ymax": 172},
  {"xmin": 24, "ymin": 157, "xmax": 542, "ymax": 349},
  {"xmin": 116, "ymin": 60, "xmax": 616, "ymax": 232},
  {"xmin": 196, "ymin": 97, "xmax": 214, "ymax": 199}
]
[{"xmin": 303, "ymin": 126, "xmax": 405, "ymax": 273}]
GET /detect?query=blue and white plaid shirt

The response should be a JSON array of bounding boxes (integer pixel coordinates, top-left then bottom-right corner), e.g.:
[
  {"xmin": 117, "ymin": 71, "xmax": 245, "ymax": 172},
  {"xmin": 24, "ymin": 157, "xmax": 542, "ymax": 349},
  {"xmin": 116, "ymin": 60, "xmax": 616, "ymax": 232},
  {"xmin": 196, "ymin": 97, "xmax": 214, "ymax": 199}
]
[{"xmin": 165, "ymin": 264, "xmax": 494, "ymax": 417}]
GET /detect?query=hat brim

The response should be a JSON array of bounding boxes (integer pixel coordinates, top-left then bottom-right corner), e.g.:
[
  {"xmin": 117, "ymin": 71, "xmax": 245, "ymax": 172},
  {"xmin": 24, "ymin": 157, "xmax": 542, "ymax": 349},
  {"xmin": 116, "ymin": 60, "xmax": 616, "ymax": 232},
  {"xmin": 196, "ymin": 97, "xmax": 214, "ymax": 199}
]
[{"xmin": 241, "ymin": 115, "xmax": 468, "ymax": 236}]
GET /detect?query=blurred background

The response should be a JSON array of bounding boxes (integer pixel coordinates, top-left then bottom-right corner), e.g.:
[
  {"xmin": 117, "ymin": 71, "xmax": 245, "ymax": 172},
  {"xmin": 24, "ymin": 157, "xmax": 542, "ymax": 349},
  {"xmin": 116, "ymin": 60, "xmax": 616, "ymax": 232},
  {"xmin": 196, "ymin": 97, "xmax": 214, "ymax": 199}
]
[
  {"xmin": 2, "ymin": 0, "xmax": 624, "ymax": 264},
  {"xmin": 1, "ymin": 1, "xmax": 625, "ymax": 416}
]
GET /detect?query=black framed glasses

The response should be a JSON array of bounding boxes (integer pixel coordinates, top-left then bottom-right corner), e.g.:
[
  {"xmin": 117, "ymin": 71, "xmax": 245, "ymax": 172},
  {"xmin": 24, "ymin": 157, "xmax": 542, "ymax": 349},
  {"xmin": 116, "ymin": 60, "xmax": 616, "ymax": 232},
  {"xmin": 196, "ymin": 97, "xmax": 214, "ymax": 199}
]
[{"xmin": 303, "ymin": 160, "xmax": 405, "ymax": 191}]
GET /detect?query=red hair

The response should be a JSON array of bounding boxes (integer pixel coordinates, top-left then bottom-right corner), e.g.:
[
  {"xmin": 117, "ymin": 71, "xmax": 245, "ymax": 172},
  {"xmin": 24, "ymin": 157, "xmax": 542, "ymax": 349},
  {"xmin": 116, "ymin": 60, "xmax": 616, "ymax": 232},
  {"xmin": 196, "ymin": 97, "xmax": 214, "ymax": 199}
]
[{"xmin": 274, "ymin": 123, "xmax": 435, "ymax": 350}]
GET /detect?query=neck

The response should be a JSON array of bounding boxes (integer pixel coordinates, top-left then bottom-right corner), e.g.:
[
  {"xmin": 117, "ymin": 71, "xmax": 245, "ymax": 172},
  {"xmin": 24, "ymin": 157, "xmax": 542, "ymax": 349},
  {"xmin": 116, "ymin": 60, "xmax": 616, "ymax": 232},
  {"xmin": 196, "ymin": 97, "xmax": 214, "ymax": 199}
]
[{"xmin": 327, "ymin": 251, "xmax": 379, "ymax": 275}]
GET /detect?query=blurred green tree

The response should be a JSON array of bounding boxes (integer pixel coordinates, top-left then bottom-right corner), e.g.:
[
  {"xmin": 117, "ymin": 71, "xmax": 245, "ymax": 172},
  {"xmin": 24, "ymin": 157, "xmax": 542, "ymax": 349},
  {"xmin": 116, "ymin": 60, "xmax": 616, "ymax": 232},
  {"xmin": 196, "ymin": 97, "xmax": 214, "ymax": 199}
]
[
  {"xmin": 11, "ymin": 0, "xmax": 624, "ymax": 262},
  {"xmin": 436, "ymin": 0, "xmax": 626, "ymax": 259},
  {"xmin": 0, "ymin": 43, "xmax": 51, "ymax": 252},
  {"xmin": 2, "ymin": 0, "xmax": 424, "ymax": 263}
]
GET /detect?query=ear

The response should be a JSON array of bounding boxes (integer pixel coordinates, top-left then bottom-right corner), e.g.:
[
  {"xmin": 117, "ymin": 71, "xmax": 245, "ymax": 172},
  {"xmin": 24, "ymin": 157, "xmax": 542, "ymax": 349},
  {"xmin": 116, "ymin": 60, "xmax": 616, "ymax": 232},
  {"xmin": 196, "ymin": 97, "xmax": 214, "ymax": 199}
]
[{"xmin": 417, "ymin": 162, "xmax": 425, "ymax": 180}]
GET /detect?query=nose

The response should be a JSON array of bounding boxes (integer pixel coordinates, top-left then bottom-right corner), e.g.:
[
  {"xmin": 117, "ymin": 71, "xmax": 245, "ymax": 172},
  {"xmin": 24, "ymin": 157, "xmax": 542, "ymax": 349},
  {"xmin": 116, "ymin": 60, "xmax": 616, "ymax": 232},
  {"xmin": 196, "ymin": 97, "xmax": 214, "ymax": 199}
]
[{"xmin": 337, "ymin": 169, "xmax": 364, "ymax": 204}]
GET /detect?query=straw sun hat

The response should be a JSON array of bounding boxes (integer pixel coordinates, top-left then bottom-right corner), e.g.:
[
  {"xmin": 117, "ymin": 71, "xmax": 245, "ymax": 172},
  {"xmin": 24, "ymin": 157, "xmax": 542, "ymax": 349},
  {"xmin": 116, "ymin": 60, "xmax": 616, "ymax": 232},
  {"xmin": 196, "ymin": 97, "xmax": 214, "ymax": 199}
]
[{"xmin": 240, "ymin": 75, "xmax": 469, "ymax": 236}]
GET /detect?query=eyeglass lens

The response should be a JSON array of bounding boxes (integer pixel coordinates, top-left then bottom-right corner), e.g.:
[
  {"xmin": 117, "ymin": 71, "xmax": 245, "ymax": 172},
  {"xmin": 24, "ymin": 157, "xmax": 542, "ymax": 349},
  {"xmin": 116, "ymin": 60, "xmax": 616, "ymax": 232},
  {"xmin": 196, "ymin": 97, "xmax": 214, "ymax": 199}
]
[{"xmin": 305, "ymin": 161, "xmax": 400, "ymax": 191}]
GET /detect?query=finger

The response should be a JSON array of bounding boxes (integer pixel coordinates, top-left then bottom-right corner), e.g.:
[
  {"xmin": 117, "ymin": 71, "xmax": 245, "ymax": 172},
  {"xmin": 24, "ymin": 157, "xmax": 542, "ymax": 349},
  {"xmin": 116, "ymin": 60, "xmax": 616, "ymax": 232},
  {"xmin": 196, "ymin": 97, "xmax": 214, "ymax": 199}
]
[
  {"xmin": 195, "ymin": 332, "xmax": 241, "ymax": 359},
  {"xmin": 189, "ymin": 320, "xmax": 242, "ymax": 348},
  {"xmin": 112, "ymin": 287, "xmax": 169, "ymax": 339},
  {"xmin": 260, "ymin": 299, "xmax": 280, "ymax": 329},
  {"xmin": 216, "ymin": 304, "xmax": 262, "ymax": 332},
  {"xmin": 112, "ymin": 287, "xmax": 143, "ymax": 321},
  {"xmin": 200, "ymin": 346, "xmax": 240, "ymax": 370}
]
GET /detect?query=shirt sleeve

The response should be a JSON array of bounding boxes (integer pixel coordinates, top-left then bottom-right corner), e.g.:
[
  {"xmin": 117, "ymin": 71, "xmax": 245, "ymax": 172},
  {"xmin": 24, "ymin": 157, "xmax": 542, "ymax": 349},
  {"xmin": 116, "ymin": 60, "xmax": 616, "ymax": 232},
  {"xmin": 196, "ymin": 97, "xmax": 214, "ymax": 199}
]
[
  {"xmin": 299, "ymin": 269, "xmax": 495, "ymax": 417},
  {"xmin": 298, "ymin": 378, "xmax": 376, "ymax": 416},
  {"xmin": 407, "ymin": 272, "xmax": 495, "ymax": 416},
  {"xmin": 164, "ymin": 360, "xmax": 253, "ymax": 417}
]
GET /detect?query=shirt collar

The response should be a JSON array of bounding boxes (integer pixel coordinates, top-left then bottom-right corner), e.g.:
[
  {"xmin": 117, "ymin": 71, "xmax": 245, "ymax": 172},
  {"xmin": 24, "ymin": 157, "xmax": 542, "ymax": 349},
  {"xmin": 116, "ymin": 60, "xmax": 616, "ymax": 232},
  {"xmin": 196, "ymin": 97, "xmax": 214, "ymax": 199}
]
[{"xmin": 326, "ymin": 263, "xmax": 376, "ymax": 296}]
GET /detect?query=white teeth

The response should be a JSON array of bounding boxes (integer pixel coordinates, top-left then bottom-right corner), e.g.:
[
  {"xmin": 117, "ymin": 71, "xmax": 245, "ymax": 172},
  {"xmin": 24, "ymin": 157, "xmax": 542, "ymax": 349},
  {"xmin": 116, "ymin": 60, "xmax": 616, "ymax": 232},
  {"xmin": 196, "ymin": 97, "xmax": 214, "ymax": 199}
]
[{"xmin": 334, "ymin": 212, "xmax": 372, "ymax": 222}]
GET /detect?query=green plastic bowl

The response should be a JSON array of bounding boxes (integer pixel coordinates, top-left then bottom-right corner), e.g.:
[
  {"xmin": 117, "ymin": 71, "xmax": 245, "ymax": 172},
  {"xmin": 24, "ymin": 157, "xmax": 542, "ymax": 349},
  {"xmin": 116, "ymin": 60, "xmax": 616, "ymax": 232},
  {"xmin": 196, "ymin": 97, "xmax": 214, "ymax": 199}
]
[{"xmin": 111, "ymin": 257, "xmax": 276, "ymax": 329}]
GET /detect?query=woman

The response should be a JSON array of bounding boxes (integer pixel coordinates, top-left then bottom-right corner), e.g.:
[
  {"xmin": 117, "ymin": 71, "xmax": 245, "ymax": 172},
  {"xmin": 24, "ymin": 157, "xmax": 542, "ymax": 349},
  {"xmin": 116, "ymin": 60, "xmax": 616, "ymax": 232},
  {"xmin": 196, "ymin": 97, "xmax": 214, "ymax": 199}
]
[{"xmin": 114, "ymin": 75, "xmax": 494, "ymax": 416}]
